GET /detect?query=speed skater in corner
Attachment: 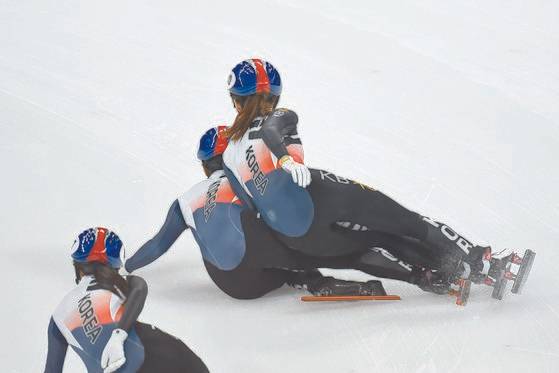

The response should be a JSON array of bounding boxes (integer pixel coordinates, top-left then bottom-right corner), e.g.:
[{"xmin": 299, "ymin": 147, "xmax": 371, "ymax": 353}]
[{"xmin": 44, "ymin": 227, "xmax": 209, "ymax": 373}]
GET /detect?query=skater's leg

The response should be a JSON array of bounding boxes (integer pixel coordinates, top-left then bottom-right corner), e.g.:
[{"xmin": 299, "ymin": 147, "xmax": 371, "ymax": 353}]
[
  {"xmin": 307, "ymin": 169, "xmax": 423, "ymax": 236},
  {"xmin": 353, "ymin": 248, "xmax": 416, "ymax": 283},
  {"xmin": 236, "ymin": 205, "xmax": 428, "ymax": 289},
  {"xmin": 203, "ymin": 259, "xmax": 288, "ymax": 299},
  {"xmin": 239, "ymin": 209, "xmax": 303, "ymax": 268},
  {"xmin": 309, "ymin": 169, "xmax": 480, "ymax": 275},
  {"xmin": 305, "ymin": 248, "xmax": 450, "ymax": 294},
  {"xmin": 358, "ymin": 230, "xmax": 440, "ymax": 270},
  {"xmin": 203, "ymin": 208, "xmax": 382, "ymax": 299},
  {"xmin": 269, "ymin": 169, "xmax": 379, "ymax": 257},
  {"xmin": 136, "ymin": 322, "xmax": 209, "ymax": 373},
  {"xmin": 277, "ymin": 169, "xmax": 432, "ymax": 258},
  {"xmin": 363, "ymin": 196, "xmax": 480, "ymax": 276},
  {"xmin": 227, "ymin": 205, "xmax": 452, "ymax": 296},
  {"xmin": 280, "ymin": 223, "xmax": 454, "ymax": 294},
  {"xmin": 302, "ymin": 247, "xmax": 418, "ymax": 284},
  {"xmin": 201, "ymin": 209, "xmax": 309, "ymax": 299}
]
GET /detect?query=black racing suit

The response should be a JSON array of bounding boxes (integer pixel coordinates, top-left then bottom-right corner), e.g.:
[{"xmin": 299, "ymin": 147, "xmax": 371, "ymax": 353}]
[
  {"xmin": 204, "ymin": 207, "xmax": 425, "ymax": 299},
  {"xmin": 277, "ymin": 168, "xmax": 474, "ymax": 275},
  {"xmin": 221, "ymin": 108, "xmax": 478, "ymax": 292}
]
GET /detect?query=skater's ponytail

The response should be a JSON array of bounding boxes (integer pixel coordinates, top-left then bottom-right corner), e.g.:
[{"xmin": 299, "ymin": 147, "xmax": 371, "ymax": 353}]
[
  {"xmin": 74, "ymin": 261, "xmax": 129, "ymax": 299},
  {"xmin": 226, "ymin": 93, "xmax": 279, "ymax": 141}
]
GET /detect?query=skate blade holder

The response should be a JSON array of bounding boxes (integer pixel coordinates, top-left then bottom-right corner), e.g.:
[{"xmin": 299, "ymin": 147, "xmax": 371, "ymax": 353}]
[{"xmin": 491, "ymin": 249, "xmax": 536, "ymax": 300}]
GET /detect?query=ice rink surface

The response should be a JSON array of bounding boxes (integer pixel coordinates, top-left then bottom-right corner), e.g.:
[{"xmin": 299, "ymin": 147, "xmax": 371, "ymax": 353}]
[{"xmin": 1, "ymin": 1, "xmax": 559, "ymax": 372}]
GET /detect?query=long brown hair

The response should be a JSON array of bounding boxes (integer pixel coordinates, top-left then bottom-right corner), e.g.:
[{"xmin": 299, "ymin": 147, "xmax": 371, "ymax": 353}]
[
  {"xmin": 74, "ymin": 261, "xmax": 128, "ymax": 298},
  {"xmin": 225, "ymin": 93, "xmax": 279, "ymax": 141}
]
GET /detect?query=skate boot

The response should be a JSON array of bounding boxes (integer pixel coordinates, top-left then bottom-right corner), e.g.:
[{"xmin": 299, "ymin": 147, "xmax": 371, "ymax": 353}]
[
  {"xmin": 287, "ymin": 269, "xmax": 387, "ymax": 296},
  {"xmin": 473, "ymin": 249, "xmax": 535, "ymax": 300},
  {"xmin": 285, "ymin": 269, "xmax": 322, "ymax": 290},
  {"xmin": 461, "ymin": 246, "xmax": 493, "ymax": 284},
  {"xmin": 412, "ymin": 268, "xmax": 451, "ymax": 295},
  {"xmin": 433, "ymin": 245, "xmax": 493, "ymax": 305},
  {"xmin": 412, "ymin": 267, "xmax": 471, "ymax": 305},
  {"xmin": 306, "ymin": 276, "xmax": 387, "ymax": 296},
  {"xmin": 456, "ymin": 246, "xmax": 536, "ymax": 300}
]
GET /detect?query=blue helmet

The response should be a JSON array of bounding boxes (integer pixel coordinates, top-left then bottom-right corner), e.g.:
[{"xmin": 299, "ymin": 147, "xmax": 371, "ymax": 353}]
[
  {"xmin": 71, "ymin": 227, "xmax": 123, "ymax": 268},
  {"xmin": 227, "ymin": 59, "xmax": 282, "ymax": 97},
  {"xmin": 197, "ymin": 125, "xmax": 229, "ymax": 161}
]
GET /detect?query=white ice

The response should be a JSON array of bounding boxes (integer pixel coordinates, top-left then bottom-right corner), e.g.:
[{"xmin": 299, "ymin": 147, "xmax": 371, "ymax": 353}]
[{"xmin": 1, "ymin": 1, "xmax": 559, "ymax": 372}]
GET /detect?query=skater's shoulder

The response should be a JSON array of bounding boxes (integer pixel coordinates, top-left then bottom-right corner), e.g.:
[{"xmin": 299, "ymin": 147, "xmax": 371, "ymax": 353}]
[
  {"xmin": 265, "ymin": 107, "xmax": 298, "ymax": 125},
  {"xmin": 181, "ymin": 177, "xmax": 218, "ymax": 198},
  {"xmin": 52, "ymin": 276, "xmax": 94, "ymax": 317},
  {"xmin": 178, "ymin": 172, "xmax": 236, "ymax": 208}
]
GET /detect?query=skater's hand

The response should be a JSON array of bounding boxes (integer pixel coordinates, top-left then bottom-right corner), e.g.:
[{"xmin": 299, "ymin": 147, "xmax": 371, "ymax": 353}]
[
  {"xmin": 101, "ymin": 328, "xmax": 128, "ymax": 373},
  {"xmin": 279, "ymin": 155, "xmax": 311, "ymax": 188}
]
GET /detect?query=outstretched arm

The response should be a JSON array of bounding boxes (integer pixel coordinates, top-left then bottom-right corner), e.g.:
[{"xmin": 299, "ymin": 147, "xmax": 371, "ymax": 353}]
[
  {"xmin": 44, "ymin": 318, "xmax": 68, "ymax": 373},
  {"xmin": 125, "ymin": 199, "xmax": 188, "ymax": 272}
]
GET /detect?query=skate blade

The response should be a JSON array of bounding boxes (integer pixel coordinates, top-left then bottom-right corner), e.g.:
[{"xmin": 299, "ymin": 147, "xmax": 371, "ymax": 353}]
[
  {"xmin": 511, "ymin": 249, "xmax": 536, "ymax": 294},
  {"xmin": 491, "ymin": 268, "xmax": 508, "ymax": 300},
  {"xmin": 301, "ymin": 295, "xmax": 401, "ymax": 302}
]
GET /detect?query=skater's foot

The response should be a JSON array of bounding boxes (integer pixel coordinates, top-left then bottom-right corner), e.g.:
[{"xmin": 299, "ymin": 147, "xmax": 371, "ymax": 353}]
[
  {"xmin": 306, "ymin": 276, "xmax": 387, "ymax": 296},
  {"xmin": 459, "ymin": 246, "xmax": 492, "ymax": 284},
  {"xmin": 286, "ymin": 269, "xmax": 387, "ymax": 296},
  {"xmin": 285, "ymin": 269, "xmax": 322, "ymax": 289},
  {"xmin": 361, "ymin": 280, "xmax": 387, "ymax": 296},
  {"xmin": 457, "ymin": 246, "xmax": 514, "ymax": 284},
  {"xmin": 458, "ymin": 248, "xmax": 535, "ymax": 300},
  {"xmin": 413, "ymin": 269, "xmax": 451, "ymax": 295}
]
